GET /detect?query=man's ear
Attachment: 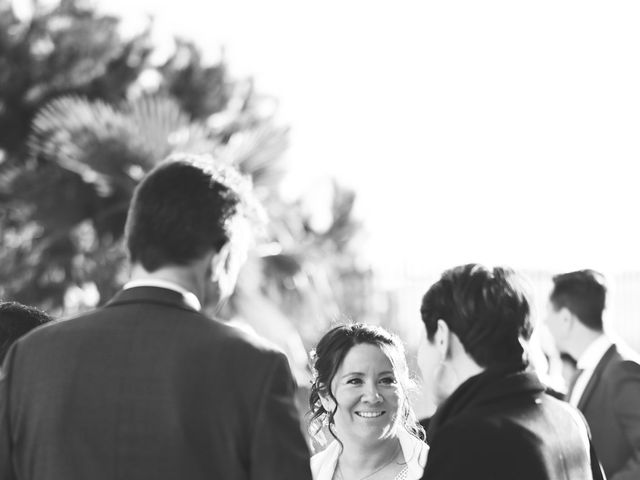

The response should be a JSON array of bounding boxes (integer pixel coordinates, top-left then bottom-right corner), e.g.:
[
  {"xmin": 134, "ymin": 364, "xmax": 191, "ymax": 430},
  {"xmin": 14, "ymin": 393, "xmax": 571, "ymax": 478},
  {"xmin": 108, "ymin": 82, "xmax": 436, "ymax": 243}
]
[
  {"xmin": 210, "ymin": 243, "xmax": 237, "ymax": 300},
  {"xmin": 434, "ymin": 319, "xmax": 450, "ymax": 361},
  {"xmin": 210, "ymin": 244, "xmax": 230, "ymax": 282},
  {"xmin": 559, "ymin": 307, "xmax": 576, "ymax": 332}
]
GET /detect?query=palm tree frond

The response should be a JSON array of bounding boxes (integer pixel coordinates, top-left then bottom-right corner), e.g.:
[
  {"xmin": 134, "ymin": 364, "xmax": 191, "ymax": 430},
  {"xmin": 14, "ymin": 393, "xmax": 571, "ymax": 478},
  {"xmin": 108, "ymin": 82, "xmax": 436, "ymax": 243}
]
[
  {"xmin": 29, "ymin": 95, "xmax": 144, "ymax": 194},
  {"xmin": 218, "ymin": 123, "xmax": 289, "ymax": 190},
  {"xmin": 128, "ymin": 94, "xmax": 217, "ymax": 159}
]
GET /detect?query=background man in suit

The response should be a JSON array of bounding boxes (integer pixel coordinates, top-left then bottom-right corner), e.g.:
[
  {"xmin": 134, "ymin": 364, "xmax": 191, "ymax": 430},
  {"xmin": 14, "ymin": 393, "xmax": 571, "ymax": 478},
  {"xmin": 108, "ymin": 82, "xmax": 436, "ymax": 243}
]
[
  {"xmin": 0, "ymin": 154, "xmax": 312, "ymax": 480},
  {"xmin": 546, "ymin": 269, "xmax": 640, "ymax": 480},
  {"xmin": 0, "ymin": 301, "xmax": 52, "ymax": 365}
]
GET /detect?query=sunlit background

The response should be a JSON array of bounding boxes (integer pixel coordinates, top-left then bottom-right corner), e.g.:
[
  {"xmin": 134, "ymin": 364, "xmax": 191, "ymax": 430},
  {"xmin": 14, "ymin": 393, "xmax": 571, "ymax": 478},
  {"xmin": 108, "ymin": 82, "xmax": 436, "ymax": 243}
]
[
  {"xmin": 99, "ymin": 0, "xmax": 640, "ymax": 331},
  {"xmin": 96, "ymin": 0, "xmax": 640, "ymax": 272},
  {"xmin": 4, "ymin": 0, "xmax": 640, "ymax": 417}
]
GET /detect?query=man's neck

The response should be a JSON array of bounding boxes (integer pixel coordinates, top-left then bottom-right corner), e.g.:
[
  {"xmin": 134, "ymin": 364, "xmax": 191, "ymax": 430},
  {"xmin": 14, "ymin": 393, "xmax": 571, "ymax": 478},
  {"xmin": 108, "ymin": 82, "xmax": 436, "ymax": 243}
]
[
  {"xmin": 129, "ymin": 264, "xmax": 204, "ymax": 302},
  {"xmin": 450, "ymin": 353, "xmax": 485, "ymax": 388},
  {"xmin": 568, "ymin": 329, "xmax": 606, "ymax": 362},
  {"xmin": 442, "ymin": 335, "xmax": 485, "ymax": 398}
]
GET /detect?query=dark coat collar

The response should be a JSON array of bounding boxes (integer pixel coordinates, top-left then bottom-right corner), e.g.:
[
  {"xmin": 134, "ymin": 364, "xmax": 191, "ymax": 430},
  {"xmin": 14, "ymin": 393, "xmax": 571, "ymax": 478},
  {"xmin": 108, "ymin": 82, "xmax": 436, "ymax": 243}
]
[
  {"xmin": 105, "ymin": 286, "xmax": 199, "ymax": 313},
  {"xmin": 577, "ymin": 344, "xmax": 618, "ymax": 410},
  {"xmin": 427, "ymin": 366, "xmax": 545, "ymax": 442}
]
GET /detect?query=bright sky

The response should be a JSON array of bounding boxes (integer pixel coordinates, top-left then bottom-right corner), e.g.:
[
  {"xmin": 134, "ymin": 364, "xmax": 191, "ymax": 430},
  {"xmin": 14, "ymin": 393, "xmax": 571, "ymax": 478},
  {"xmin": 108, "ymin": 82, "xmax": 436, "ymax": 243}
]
[{"xmin": 100, "ymin": 0, "xmax": 640, "ymax": 277}]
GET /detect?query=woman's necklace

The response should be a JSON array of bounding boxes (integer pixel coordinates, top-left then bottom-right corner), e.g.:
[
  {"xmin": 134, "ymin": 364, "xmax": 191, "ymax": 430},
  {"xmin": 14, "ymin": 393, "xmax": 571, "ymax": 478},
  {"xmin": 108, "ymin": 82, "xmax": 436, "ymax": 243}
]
[{"xmin": 335, "ymin": 442, "xmax": 401, "ymax": 480}]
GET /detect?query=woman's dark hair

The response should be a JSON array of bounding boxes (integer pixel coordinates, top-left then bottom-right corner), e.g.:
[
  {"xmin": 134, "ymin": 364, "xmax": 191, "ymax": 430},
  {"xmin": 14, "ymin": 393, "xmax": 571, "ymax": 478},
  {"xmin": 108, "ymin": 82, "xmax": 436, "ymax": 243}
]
[
  {"xmin": 308, "ymin": 323, "xmax": 424, "ymax": 446},
  {"xmin": 420, "ymin": 264, "xmax": 533, "ymax": 369},
  {"xmin": 0, "ymin": 301, "xmax": 52, "ymax": 363}
]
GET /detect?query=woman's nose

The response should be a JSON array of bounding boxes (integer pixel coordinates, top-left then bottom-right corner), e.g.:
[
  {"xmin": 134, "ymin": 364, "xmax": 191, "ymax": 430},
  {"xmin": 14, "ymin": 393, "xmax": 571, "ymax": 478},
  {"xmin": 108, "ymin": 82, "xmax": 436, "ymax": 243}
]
[{"xmin": 362, "ymin": 384, "xmax": 383, "ymax": 403}]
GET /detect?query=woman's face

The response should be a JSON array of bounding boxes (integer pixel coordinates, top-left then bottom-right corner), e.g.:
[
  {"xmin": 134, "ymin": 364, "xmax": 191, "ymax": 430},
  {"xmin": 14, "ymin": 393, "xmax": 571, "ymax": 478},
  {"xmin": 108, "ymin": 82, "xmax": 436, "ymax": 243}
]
[{"xmin": 327, "ymin": 343, "xmax": 403, "ymax": 444}]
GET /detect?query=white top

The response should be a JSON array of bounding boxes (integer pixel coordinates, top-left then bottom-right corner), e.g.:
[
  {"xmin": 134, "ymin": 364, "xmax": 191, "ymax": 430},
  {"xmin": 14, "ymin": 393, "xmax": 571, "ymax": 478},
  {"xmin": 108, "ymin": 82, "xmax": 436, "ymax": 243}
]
[
  {"xmin": 568, "ymin": 335, "xmax": 612, "ymax": 407},
  {"xmin": 310, "ymin": 428, "xmax": 428, "ymax": 480},
  {"xmin": 123, "ymin": 279, "xmax": 202, "ymax": 312}
]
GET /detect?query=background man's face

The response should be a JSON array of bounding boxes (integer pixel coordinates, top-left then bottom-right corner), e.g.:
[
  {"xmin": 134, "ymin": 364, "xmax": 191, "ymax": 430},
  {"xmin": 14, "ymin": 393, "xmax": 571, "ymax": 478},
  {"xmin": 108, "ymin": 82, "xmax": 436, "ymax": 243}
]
[{"xmin": 544, "ymin": 300, "xmax": 570, "ymax": 352}]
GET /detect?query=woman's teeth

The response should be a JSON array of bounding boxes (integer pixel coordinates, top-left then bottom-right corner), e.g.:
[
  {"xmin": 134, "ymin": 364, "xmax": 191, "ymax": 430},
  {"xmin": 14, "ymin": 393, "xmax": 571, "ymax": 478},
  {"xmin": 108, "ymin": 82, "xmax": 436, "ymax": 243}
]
[{"xmin": 356, "ymin": 411, "xmax": 384, "ymax": 418}]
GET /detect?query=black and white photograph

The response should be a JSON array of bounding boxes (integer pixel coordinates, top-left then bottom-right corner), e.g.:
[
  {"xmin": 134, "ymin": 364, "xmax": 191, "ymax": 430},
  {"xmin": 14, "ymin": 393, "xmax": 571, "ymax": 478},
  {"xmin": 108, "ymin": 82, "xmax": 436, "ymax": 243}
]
[{"xmin": 1, "ymin": 1, "xmax": 639, "ymax": 479}]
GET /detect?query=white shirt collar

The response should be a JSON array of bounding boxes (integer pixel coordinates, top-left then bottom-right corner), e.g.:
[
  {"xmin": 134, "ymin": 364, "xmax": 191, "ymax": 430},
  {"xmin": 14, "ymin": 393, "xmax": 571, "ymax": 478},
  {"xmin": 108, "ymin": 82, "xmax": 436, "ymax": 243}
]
[
  {"xmin": 576, "ymin": 335, "xmax": 612, "ymax": 370},
  {"xmin": 123, "ymin": 279, "xmax": 202, "ymax": 311}
]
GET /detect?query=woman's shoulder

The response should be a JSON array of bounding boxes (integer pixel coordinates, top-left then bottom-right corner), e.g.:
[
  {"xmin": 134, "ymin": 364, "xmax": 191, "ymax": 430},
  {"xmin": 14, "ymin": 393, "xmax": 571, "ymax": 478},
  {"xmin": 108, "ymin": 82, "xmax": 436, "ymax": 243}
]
[
  {"xmin": 311, "ymin": 441, "xmax": 341, "ymax": 480},
  {"xmin": 310, "ymin": 443, "xmax": 336, "ymax": 466},
  {"xmin": 311, "ymin": 433, "xmax": 428, "ymax": 480},
  {"xmin": 398, "ymin": 429, "xmax": 429, "ymax": 479}
]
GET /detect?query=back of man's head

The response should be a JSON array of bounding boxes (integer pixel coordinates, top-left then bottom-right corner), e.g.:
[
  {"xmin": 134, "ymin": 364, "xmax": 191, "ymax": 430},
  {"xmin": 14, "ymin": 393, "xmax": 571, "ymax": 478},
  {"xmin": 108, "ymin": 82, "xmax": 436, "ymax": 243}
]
[
  {"xmin": 421, "ymin": 263, "xmax": 533, "ymax": 369},
  {"xmin": 0, "ymin": 301, "xmax": 52, "ymax": 363},
  {"xmin": 550, "ymin": 270, "xmax": 606, "ymax": 332},
  {"xmin": 125, "ymin": 153, "xmax": 250, "ymax": 272}
]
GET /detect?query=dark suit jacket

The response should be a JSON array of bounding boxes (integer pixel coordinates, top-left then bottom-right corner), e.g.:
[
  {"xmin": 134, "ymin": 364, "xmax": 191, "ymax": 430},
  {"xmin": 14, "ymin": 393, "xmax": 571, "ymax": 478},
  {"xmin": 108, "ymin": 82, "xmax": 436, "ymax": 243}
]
[
  {"xmin": 422, "ymin": 367, "xmax": 604, "ymax": 480},
  {"xmin": 575, "ymin": 343, "xmax": 640, "ymax": 480},
  {"xmin": 0, "ymin": 287, "xmax": 312, "ymax": 480}
]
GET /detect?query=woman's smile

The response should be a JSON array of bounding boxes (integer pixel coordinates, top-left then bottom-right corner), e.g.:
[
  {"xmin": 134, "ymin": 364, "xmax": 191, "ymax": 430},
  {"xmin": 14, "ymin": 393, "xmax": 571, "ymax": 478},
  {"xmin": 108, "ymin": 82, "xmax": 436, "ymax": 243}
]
[{"xmin": 355, "ymin": 410, "xmax": 386, "ymax": 419}]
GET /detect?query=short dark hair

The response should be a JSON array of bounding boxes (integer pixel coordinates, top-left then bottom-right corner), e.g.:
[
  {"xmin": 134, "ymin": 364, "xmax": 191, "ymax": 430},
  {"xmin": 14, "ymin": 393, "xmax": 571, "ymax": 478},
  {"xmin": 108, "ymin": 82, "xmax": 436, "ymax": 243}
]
[
  {"xmin": 550, "ymin": 270, "xmax": 606, "ymax": 331},
  {"xmin": 308, "ymin": 323, "xmax": 424, "ymax": 444},
  {"xmin": 420, "ymin": 264, "xmax": 533, "ymax": 369},
  {"xmin": 125, "ymin": 154, "xmax": 250, "ymax": 272},
  {"xmin": 0, "ymin": 301, "xmax": 53, "ymax": 363}
]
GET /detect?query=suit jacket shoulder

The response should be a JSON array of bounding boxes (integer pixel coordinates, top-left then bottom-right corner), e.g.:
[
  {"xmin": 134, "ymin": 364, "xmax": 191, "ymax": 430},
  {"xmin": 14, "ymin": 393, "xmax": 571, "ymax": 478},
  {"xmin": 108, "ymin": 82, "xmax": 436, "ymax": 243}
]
[
  {"xmin": 425, "ymin": 414, "xmax": 546, "ymax": 479},
  {"xmin": 1, "ymin": 288, "xmax": 312, "ymax": 480},
  {"xmin": 574, "ymin": 343, "xmax": 640, "ymax": 480},
  {"xmin": 424, "ymin": 391, "xmax": 595, "ymax": 480}
]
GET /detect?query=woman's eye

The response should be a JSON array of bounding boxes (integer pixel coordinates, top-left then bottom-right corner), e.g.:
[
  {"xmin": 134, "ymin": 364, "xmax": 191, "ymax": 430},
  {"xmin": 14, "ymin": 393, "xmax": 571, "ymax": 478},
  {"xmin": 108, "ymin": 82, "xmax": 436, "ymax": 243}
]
[
  {"xmin": 346, "ymin": 378, "xmax": 363, "ymax": 385},
  {"xmin": 379, "ymin": 377, "xmax": 397, "ymax": 385}
]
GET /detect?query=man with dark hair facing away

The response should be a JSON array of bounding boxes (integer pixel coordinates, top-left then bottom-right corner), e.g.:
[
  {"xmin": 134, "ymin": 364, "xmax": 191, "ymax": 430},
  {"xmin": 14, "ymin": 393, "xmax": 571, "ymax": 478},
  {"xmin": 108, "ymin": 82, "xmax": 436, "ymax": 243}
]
[
  {"xmin": 0, "ymin": 301, "xmax": 52, "ymax": 365},
  {"xmin": 418, "ymin": 264, "xmax": 604, "ymax": 480},
  {"xmin": 0, "ymin": 154, "xmax": 312, "ymax": 480},
  {"xmin": 546, "ymin": 269, "xmax": 640, "ymax": 480}
]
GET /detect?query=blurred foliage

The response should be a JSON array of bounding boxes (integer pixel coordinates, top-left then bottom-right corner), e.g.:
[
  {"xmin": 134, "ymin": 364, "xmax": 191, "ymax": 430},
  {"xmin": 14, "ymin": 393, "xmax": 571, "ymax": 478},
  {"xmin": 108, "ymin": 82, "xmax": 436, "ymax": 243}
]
[{"xmin": 0, "ymin": 0, "xmax": 371, "ymax": 345}]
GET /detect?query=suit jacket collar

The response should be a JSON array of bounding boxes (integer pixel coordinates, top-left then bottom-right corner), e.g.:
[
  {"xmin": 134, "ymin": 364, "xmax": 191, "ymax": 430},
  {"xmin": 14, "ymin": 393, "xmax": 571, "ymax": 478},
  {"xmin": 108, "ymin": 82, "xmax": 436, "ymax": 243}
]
[
  {"xmin": 106, "ymin": 286, "xmax": 200, "ymax": 313},
  {"xmin": 427, "ymin": 366, "xmax": 545, "ymax": 443},
  {"xmin": 577, "ymin": 344, "xmax": 618, "ymax": 411},
  {"xmin": 576, "ymin": 335, "xmax": 612, "ymax": 370},
  {"xmin": 123, "ymin": 279, "xmax": 201, "ymax": 311}
]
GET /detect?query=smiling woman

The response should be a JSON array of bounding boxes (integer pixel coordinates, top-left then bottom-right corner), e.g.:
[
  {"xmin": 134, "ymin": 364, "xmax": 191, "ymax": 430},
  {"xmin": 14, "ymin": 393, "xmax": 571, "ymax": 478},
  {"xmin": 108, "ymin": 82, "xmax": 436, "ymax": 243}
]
[{"xmin": 308, "ymin": 324, "xmax": 428, "ymax": 480}]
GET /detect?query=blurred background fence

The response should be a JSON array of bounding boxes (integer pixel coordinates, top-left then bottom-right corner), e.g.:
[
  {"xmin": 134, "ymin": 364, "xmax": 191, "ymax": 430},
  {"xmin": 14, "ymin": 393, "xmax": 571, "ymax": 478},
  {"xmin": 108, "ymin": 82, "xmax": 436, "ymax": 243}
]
[{"xmin": 382, "ymin": 267, "xmax": 640, "ymax": 356}]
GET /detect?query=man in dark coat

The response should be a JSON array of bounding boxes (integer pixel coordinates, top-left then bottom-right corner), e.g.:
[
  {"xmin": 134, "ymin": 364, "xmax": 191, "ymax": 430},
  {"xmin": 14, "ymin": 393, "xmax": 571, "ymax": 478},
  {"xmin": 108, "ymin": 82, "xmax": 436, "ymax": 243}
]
[
  {"xmin": 417, "ymin": 264, "xmax": 604, "ymax": 480},
  {"xmin": 546, "ymin": 269, "xmax": 640, "ymax": 480},
  {"xmin": 0, "ymin": 154, "xmax": 312, "ymax": 480}
]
